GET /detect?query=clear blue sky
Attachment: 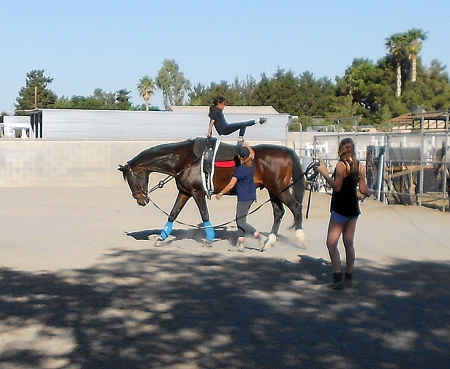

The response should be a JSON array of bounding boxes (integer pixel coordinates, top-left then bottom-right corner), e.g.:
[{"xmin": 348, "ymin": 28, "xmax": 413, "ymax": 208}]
[{"xmin": 2, "ymin": 0, "xmax": 450, "ymax": 113}]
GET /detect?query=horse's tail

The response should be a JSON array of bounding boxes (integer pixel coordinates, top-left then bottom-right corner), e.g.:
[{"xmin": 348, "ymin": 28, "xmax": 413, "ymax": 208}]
[{"xmin": 289, "ymin": 147, "xmax": 306, "ymax": 206}]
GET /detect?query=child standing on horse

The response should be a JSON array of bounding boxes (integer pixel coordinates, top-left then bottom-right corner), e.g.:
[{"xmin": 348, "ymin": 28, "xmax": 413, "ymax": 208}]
[
  {"xmin": 215, "ymin": 142, "xmax": 267, "ymax": 252},
  {"xmin": 206, "ymin": 96, "xmax": 267, "ymax": 144}
]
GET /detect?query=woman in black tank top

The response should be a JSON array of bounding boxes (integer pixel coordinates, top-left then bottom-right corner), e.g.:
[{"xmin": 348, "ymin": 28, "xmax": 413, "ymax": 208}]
[{"xmin": 316, "ymin": 138, "xmax": 372, "ymax": 289}]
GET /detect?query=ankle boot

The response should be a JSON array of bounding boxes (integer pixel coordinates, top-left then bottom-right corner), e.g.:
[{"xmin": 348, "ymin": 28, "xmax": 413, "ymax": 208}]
[
  {"xmin": 256, "ymin": 233, "xmax": 267, "ymax": 249},
  {"xmin": 330, "ymin": 272, "xmax": 345, "ymax": 289},
  {"xmin": 235, "ymin": 240, "xmax": 245, "ymax": 252}
]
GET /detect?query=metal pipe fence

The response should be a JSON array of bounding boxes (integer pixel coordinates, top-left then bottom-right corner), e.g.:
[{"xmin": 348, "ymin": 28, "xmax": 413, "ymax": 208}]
[{"xmin": 310, "ymin": 130, "xmax": 449, "ymax": 212}]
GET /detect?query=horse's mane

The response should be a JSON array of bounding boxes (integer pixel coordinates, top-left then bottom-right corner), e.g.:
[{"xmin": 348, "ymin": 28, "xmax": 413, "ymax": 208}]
[{"xmin": 127, "ymin": 139, "xmax": 195, "ymax": 170}]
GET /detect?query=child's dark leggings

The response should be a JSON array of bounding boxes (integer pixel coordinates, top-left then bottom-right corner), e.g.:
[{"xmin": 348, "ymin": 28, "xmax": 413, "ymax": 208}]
[
  {"xmin": 236, "ymin": 200, "xmax": 256, "ymax": 237},
  {"xmin": 217, "ymin": 120, "xmax": 256, "ymax": 137}
]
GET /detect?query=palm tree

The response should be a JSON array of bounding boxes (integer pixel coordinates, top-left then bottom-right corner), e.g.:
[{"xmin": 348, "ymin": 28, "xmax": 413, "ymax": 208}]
[
  {"xmin": 385, "ymin": 32, "xmax": 408, "ymax": 97},
  {"xmin": 137, "ymin": 76, "xmax": 156, "ymax": 111},
  {"xmin": 406, "ymin": 28, "xmax": 428, "ymax": 82}
]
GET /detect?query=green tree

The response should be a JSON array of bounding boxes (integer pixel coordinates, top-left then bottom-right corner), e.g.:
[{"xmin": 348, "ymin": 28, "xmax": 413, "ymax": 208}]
[
  {"xmin": 265, "ymin": 69, "xmax": 302, "ymax": 114},
  {"xmin": 114, "ymin": 89, "xmax": 132, "ymax": 110},
  {"xmin": 236, "ymin": 76, "xmax": 257, "ymax": 105},
  {"xmin": 336, "ymin": 57, "xmax": 396, "ymax": 127},
  {"xmin": 15, "ymin": 70, "xmax": 57, "ymax": 112},
  {"xmin": 188, "ymin": 78, "xmax": 254, "ymax": 106},
  {"xmin": 252, "ymin": 69, "xmax": 300, "ymax": 114},
  {"xmin": 59, "ymin": 95, "xmax": 106, "ymax": 110},
  {"xmin": 156, "ymin": 59, "xmax": 191, "ymax": 110},
  {"xmin": 338, "ymin": 59, "xmax": 377, "ymax": 104},
  {"xmin": 188, "ymin": 83, "xmax": 211, "ymax": 106},
  {"xmin": 93, "ymin": 88, "xmax": 115, "ymax": 109},
  {"xmin": 377, "ymin": 104, "xmax": 393, "ymax": 132},
  {"xmin": 250, "ymin": 69, "xmax": 336, "ymax": 119},
  {"xmin": 332, "ymin": 95, "xmax": 359, "ymax": 131},
  {"xmin": 137, "ymin": 76, "xmax": 156, "ymax": 111},
  {"xmin": 54, "ymin": 89, "xmax": 116, "ymax": 110},
  {"xmin": 392, "ymin": 57, "xmax": 450, "ymax": 114}
]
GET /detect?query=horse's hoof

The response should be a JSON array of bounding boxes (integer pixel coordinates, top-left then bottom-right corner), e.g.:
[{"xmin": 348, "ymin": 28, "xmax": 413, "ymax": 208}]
[
  {"xmin": 154, "ymin": 237, "xmax": 166, "ymax": 247},
  {"xmin": 296, "ymin": 229, "xmax": 309, "ymax": 248},
  {"xmin": 261, "ymin": 233, "xmax": 276, "ymax": 251},
  {"xmin": 202, "ymin": 240, "xmax": 213, "ymax": 248}
]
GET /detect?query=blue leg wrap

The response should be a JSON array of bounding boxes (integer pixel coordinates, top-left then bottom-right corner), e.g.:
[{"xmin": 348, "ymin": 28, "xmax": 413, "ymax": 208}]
[
  {"xmin": 160, "ymin": 221, "xmax": 173, "ymax": 240},
  {"xmin": 204, "ymin": 221, "xmax": 215, "ymax": 242}
]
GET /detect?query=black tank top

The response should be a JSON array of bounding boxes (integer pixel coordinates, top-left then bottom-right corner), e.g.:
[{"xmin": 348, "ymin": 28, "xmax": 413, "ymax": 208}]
[{"xmin": 330, "ymin": 164, "xmax": 360, "ymax": 217}]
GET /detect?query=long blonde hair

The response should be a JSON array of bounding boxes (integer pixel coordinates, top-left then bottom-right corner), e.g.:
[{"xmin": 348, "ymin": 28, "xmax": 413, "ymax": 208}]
[{"xmin": 338, "ymin": 138, "xmax": 359, "ymax": 178}]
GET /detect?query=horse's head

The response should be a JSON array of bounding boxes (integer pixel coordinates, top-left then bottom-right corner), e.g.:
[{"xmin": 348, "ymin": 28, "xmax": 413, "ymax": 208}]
[{"xmin": 118, "ymin": 164, "xmax": 150, "ymax": 206}]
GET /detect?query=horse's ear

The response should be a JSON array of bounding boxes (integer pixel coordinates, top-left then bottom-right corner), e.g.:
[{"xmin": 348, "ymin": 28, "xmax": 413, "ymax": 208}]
[
  {"xmin": 118, "ymin": 164, "xmax": 129, "ymax": 173},
  {"xmin": 118, "ymin": 164, "xmax": 131, "ymax": 180}
]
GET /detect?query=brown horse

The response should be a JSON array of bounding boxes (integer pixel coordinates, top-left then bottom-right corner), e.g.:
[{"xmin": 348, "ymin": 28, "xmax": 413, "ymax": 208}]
[{"xmin": 118, "ymin": 138, "xmax": 308, "ymax": 249}]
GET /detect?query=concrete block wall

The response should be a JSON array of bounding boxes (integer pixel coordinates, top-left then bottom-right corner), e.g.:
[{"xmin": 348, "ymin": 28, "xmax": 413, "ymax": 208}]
[
  {"xmin": 0, "ymin": 140, "xmax": 165, "ymax": 187},
  {"xmin": 0, "ymin": 139, "xmax": 283, "ymax": 187}
]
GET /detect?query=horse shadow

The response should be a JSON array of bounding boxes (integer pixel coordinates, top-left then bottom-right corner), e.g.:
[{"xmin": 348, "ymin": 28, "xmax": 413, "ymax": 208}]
[{"xmin": 125, "ymin": 225, "xmax": 238, "ymax": 246}]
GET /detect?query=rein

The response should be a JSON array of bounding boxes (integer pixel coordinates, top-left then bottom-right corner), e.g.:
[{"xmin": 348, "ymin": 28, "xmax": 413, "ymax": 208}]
[
  {"xmin": 142, "ymin": 156, "xmax": 202, "ymax": 196},
  {"xmin": 143, "ymin": 157, "xmax": 320, "ymax": 230},
  {"xmin": 239, "ymin": 159, "xmax": 319, "ymax": 222}
]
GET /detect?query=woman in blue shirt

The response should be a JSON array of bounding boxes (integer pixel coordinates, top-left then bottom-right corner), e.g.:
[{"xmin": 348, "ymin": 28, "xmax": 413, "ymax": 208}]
[{"xmin": 215, "ymin": 143, "xmax": 267, "ymax": 252}]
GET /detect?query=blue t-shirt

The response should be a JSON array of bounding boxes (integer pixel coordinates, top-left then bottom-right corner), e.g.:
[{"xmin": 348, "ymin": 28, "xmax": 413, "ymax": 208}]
[{"xmin": 233, "ymin": 162, "xmax": 256, "ymax": 201}]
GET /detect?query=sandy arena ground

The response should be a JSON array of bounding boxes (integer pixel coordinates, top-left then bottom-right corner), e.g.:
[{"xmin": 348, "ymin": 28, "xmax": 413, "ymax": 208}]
[{"xmin": 0, "ymin": 178, "xmax": 449, "ymax": 368}]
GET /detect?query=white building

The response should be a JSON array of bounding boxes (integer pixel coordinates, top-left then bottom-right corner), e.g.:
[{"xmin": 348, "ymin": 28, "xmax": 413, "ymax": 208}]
[
  {"xmin": 2, "ymin": 116, "xmax": 31, "ymax": 138},
  {"xmin": 29, "ymin": 106, "xmax": 290, "ymax": 142}
]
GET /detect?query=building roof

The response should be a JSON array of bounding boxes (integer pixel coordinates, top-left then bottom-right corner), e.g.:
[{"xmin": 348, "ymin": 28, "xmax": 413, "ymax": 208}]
[{"xmin": 391, "ymin": 112, "xmax": 450, "ymax": 131}]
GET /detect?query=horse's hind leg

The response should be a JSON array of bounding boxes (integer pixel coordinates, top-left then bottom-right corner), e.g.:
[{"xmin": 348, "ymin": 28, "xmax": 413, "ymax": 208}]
[
  {"xmin": 278, "ymin": 191, "xmax": 309, "ymax": 248},
  {"xmin": 262, "ymin": 192, "xmax": 285, "ymax": 250}
]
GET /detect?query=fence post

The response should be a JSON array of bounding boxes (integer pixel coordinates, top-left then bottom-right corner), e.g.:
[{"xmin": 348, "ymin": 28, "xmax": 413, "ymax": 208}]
[
  {"xmin": 418, "ymin": 111, "xmax": 425, "ymax": 206},
  {"xmin": 377, "ymin": 150, "xmax": 385, "ymax": 202},
  {"xmin": 443, "ymin": 112, "xmax": 449, "ymax": 212}
]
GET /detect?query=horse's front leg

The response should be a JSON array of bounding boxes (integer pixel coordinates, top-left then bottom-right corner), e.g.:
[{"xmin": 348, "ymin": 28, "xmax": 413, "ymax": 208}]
[
  {"xmin": 191, "ymin": 189, "xmax": 215, "ymax": 245},
  {"xmin": 155, "ymin": 191, "xmax": 190, "ymax": 246}
]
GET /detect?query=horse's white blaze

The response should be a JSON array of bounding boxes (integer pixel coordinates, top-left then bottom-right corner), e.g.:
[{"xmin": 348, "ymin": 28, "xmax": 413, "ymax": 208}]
[{"xmin": 296, "ymin": 229, "xmax": 309, "ymax": 248}]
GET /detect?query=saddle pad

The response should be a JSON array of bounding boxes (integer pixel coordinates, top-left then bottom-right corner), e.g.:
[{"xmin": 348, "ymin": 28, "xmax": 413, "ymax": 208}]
[{"xmin": 215, "ymin": 160, "xmax": 236, "ymax": 168}]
